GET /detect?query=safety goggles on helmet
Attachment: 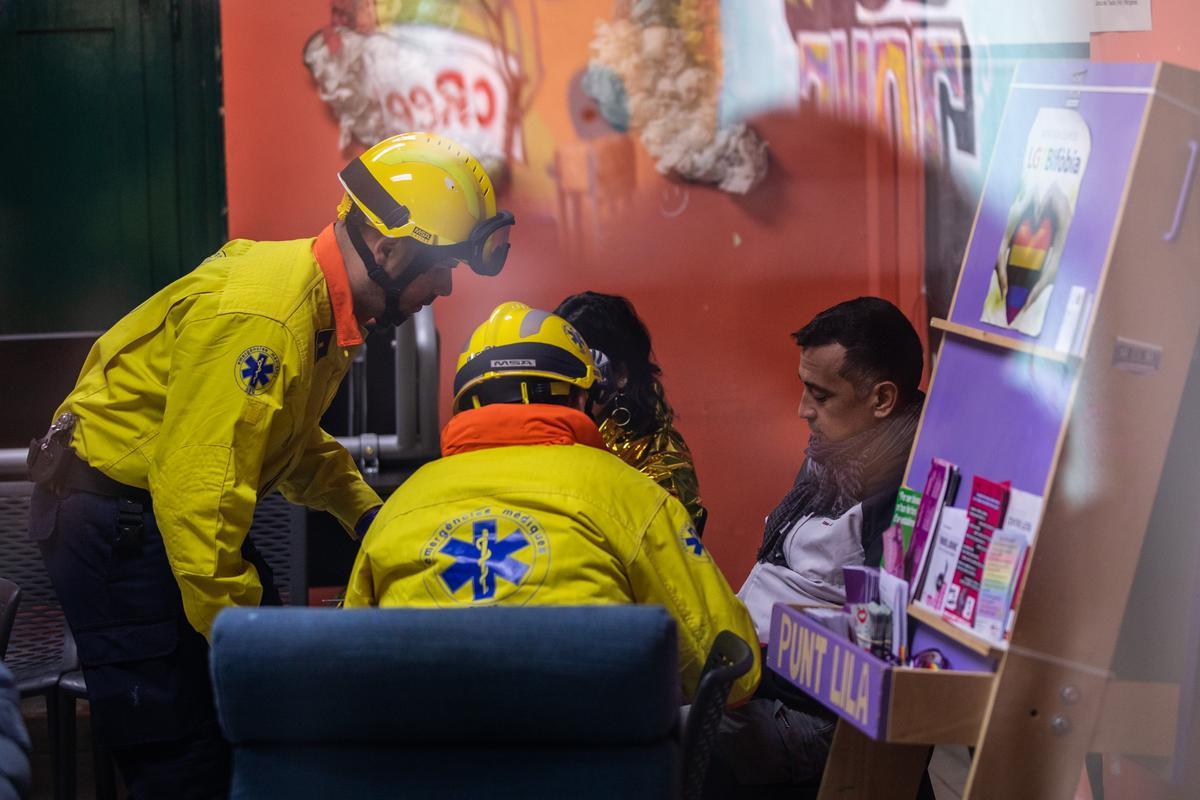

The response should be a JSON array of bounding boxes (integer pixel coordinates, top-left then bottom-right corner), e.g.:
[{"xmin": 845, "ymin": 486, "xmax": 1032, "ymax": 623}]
[{"xmin": 411, "ymin": 210, "xmax": 514, "ymax": 277}]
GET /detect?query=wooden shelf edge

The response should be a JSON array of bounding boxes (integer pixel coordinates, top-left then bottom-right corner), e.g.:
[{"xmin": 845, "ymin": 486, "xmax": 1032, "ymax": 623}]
[
  {"xmin": 880, "ymin": 674, "xmax": 1180, "ymax": 752},
  {"xmin": 930, "ymin": 317, "xmax": 1077, "ymax": 365},
  {"xmin": 908, "ymin": 604, "xmax": 1003, "ymax": 659},
  {"xmin": 886, "ymin": 668, "xmax": 994, "ymax": 746}
]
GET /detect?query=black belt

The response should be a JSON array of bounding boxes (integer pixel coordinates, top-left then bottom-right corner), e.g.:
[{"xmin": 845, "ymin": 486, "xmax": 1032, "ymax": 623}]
[{"xmin": 62, "ymin": 449, "xmax": 152, "ymax": 506}]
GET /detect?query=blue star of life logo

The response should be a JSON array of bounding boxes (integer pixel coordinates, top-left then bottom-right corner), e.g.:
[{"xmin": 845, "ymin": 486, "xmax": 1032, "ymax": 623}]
[
  {"xmin": 563, "ymin": 323, "xmax": 587, "ymax": 353},
  {"xmin": 441, "ymin": 520, "xmax": 530, "ymax": 601},
  {"xmin": 423, "ymin": 508, "xmax": 549, "ymax": 606},
  {"xmin": 234, "ymin": 346, "xmax": 280, "ymax": 396},
  {"xmin": 679, "ymin": 523, "xmax": 709, "ymax": 561}
]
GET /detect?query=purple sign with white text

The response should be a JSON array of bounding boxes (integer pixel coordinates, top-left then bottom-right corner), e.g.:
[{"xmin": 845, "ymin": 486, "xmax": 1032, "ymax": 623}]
[{"xmin": 767, "ymin": 604, "xmax": 890, "ymax": 739}]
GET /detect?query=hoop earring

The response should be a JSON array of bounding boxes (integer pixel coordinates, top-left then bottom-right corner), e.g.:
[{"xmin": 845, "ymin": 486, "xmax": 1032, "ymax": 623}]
[{"xmin": 610, "ymin": 392, "xmax": 632, "ymax": 429}]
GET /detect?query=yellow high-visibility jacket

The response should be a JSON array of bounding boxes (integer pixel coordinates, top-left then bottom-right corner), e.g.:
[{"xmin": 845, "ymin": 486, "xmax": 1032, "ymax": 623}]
[
  {"xmin": 345, "ymin": 403, "xmax": 761, "ymax": 705},
  {"xmin": 57, "ymin": 229, "xmax": 382, "ymax": 637}
]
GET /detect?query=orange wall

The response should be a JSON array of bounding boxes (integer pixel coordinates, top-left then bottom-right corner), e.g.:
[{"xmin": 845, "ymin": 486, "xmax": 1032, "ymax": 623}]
[
  {"xmin": 220, "ymin": 1, "xmax": 927, "ymax": 581},
  {"xmin": 222, "ymin": 0, "xmax": 347, "ymax": 240}
]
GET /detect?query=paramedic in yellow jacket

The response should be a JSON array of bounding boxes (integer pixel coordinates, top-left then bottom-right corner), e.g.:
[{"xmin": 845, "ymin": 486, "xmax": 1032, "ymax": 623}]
[
  {"xmin": 26, "ymin": 133, "xmax": 514, "ymax": 799},
  {"xmin": 344, "ymin": 302, "xmax": 760, "ymax": 706}
]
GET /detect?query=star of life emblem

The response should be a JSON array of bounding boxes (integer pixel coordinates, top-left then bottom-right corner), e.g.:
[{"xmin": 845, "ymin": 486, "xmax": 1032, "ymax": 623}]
[
  {"xmin": 423, "ymin": 506, "xmax": 550, "ymax": 606},
  {"xmin": 235, "ymin": 346, "xmax": 280, "ymax": 395}
]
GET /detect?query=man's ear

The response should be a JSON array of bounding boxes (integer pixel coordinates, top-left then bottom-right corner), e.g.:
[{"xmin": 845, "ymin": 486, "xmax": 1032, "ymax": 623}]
[
  {"xmin": 368, "ymin": 230, "xmax": 393, "ymax": 263},
  {"xmin": 872, "ymin": 380, "xmax": 899, "ymax": 418}
]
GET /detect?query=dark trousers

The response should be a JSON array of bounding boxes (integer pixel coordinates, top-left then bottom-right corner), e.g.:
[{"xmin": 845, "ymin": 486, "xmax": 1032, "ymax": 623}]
[
  {"xmin": 704, "ymin": 695, "xmax": 838, "ymax": 794},
  {"xmin": 30, "ymin": 485, "xmax": 279, "ymax": 800},
  {"xmin": 703, "ymin": 653, "xmax": 935, "ymax": 800}
]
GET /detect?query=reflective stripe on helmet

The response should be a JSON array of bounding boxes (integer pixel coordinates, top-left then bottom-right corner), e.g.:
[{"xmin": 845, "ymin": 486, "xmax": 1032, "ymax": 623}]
[
  {"xmin": 339, "ymin": 158, "xmax": 411, "ymax": 231},
  {"xmin": 452, "ymin": 341, "xmax": 590, "ymax": 398}
]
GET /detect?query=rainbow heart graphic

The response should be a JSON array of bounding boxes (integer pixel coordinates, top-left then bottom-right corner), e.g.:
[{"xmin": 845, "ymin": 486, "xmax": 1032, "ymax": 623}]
[{"xmin": 1004, "ymin": 211, "xmax": 1054, "ymax": 323}]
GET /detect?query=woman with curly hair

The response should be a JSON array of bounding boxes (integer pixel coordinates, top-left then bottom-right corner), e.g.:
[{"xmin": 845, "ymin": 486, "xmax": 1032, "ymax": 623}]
[{"xmin": 555, "ymin": 291, "xmax": 708, "ymax": 535}]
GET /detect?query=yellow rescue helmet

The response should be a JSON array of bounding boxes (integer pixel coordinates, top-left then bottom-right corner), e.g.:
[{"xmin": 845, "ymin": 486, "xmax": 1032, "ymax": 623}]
[
  {"xmin": 338, "ymin": 132, "xmax": 514, "ymax": 276},
  {"xmin": 453, "ymin": 302, "xmax": 599, "ymax": 412},
  {"xmin": 339, "ymin": 131, "xmax": 495, "ymax": 241}
]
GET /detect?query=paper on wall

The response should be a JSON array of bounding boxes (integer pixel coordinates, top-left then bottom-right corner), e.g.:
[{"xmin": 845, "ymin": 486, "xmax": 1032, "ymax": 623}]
[{"xmin": 1093, "ymin": 0, "xmax": 1152, "ymax": 33}]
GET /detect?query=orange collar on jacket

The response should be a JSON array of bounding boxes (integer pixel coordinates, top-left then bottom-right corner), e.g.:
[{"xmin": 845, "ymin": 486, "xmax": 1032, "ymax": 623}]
[
  {"xmin": 441, "ymin": 404, "xmax": 607, "ymax": 456},
  {"xmin": 312, "ymin": 223, "xmax": 364, "ymax": 348}
]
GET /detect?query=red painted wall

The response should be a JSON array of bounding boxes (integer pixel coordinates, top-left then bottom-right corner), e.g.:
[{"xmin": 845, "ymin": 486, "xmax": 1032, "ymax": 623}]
[
  {"xmin": 1091, "ymin": 0, "xmax": 1200, "ymax": 69},
  {"xmin": 220, "ymin": 1, "xmax": 927, "ymax": 582}
]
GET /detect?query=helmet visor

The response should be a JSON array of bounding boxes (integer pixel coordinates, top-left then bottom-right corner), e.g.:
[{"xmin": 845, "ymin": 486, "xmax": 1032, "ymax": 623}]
[
  {"xmin": 396, "ymin": 210, "xmax": 515, "ymax": 278},
  {"xmin": 468, "ymin": 211, "xmax": 514, "ymax": 276}
]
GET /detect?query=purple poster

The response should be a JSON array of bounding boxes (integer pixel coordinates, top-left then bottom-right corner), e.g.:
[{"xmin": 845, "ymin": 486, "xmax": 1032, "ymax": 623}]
[
  {"xmin": 909, "ymin": 335, "xmax": 1071, "ymax": 500},
  {"xmin": 949, "ymin": 61, "xmax": 1151, "ymax": 350},
  {"xmin": 921, "ymin": 61, "xmax": 1153, "ymax": 502}
]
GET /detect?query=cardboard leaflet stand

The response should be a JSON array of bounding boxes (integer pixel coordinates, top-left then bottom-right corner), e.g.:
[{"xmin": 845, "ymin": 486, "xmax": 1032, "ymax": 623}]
[
  {"xmin": 769, "ymin": 604, "xmax": 892, "ymax": 738},
  {"xmin": 764, "ymin": 61, "xmax": 1200, "ymax": 799}
]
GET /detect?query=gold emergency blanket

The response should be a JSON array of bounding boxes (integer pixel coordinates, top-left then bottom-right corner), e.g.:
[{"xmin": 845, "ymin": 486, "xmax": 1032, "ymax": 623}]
[{"xmin": 599, "ymin": 407, "xmax": 708, "ymax": 534}]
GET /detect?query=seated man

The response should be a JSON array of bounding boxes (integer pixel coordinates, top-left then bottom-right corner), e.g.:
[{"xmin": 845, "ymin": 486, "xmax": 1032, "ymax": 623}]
[
  {"xmin": 707, "ymin": 297, "xmax": 925, "ymax": 792},
  {"xmin": 345, "ymin": 301, "xmax": 760, "ymax": 705}
]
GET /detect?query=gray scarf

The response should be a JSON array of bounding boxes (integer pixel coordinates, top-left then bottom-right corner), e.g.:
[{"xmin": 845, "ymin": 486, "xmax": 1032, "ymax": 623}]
[{"xmin": 757, "ymin": 395, "xmax": 924, "ymax": 562}]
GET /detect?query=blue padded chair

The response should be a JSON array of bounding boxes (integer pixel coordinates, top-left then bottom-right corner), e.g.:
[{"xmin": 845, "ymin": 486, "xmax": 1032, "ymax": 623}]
[
  {"xmin": 211, "ymin": 605, "xmax": 683, "ymax": 800},
  {"xmin": 1, "ymin": 659, "xmax": 33, "ymax": 800},
  {"xmin": 0, "ymin": 580, "xmax": 19, "ymax": 660}
]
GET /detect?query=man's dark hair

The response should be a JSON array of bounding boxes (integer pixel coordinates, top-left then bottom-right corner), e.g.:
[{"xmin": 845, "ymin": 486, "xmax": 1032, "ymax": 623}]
[{"xmin": 792, "ymin": 297, "xmax": 923, "ymax": 404}]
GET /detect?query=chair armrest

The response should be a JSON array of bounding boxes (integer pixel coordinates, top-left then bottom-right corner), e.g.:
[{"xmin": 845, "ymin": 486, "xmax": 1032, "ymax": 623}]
[{"xmin": 681, "ymin": 631, "xmax": 755, "ymax": 800}]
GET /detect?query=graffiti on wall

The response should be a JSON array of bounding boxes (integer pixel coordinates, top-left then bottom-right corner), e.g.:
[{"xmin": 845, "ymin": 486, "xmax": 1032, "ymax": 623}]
[
  {"xmin": 304, "ymin": 0, "xmax": 540, "ymax": 183},
  {"xmin": 783, "ymin": 0, "xmax": 980, "ymax": 177},
  {"xmin": 585, "ymin": 1, "xmax": 769, "ymax": 196}
]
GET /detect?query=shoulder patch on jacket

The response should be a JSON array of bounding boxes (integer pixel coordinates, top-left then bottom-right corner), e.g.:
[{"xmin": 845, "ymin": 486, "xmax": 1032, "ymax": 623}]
[
  {"xmin": 235, "ymin": 346, "xmax": 280, "ymax": 395},
  {"xmin": 678, "ymin": 522, "xmax": 709, "ymax": 562}
]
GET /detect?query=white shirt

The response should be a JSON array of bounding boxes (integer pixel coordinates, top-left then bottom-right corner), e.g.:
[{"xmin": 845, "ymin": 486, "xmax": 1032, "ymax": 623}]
[{"xmin": 737, "ymin": 503, "xmax": 865, "ymax": 642}]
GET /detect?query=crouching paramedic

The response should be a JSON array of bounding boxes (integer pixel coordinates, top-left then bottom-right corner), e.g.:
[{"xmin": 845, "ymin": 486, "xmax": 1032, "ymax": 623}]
[
  {"xmin": 25, "ymin": 132, "xmax": 514, "ymax": 799},
  {"xmin": 344, "ymin": 302, "xmax": 761, "ymax": 704}
]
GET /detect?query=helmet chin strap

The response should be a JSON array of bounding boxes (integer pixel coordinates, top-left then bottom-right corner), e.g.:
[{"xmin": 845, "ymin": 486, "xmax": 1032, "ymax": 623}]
[{"xmin": 345, "ymin": 219, "xmax": 435, "ymax": 329}]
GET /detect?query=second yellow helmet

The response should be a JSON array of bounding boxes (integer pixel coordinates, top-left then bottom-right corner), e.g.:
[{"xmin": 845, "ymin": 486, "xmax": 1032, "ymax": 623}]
[{"xmin": 453, "ymin": 302, "xmax": 599, "ymax": 412}]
